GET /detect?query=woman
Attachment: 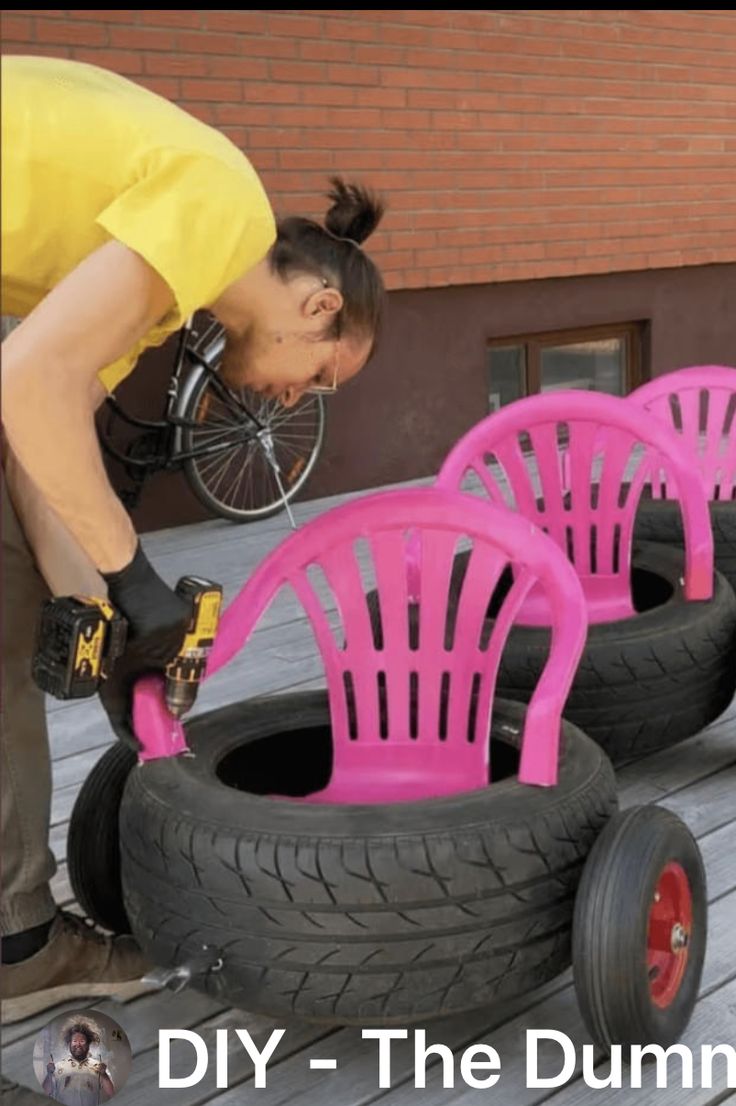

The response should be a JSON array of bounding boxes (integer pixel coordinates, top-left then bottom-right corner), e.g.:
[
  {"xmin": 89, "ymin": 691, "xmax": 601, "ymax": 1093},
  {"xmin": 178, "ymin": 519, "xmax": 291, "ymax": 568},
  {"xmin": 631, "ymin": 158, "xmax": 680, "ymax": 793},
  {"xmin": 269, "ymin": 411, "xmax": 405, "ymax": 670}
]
[{"xmin": 0, "ymin": 54, "xmax": 385, "ymax": 1024}]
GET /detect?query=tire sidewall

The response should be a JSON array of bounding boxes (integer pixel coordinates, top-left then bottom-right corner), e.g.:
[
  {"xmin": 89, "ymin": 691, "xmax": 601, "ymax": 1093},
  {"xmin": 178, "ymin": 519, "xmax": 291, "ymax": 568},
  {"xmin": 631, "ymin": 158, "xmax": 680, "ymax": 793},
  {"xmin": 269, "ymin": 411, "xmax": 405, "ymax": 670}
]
[
  {"xmin": 68, "ymin": 742, "xmax": 137, "ymax": 933},
  {"xmin": 495, "ymin": 542, "xmax": 736, "ymax": 757},
  {"xmin": 635, "ymin": 498, "xmax": 736, "ymax": 592},
  {"xmin": 125, "ymin": 692, "xmax": 609, "ymax": 839},
  {"xmin": 502, "ymin": 540, "xmax": 724, "ymax": 651},
  {"xmin": 119, "ymin": 691, "xmax": 617, "ymax": 1022}
]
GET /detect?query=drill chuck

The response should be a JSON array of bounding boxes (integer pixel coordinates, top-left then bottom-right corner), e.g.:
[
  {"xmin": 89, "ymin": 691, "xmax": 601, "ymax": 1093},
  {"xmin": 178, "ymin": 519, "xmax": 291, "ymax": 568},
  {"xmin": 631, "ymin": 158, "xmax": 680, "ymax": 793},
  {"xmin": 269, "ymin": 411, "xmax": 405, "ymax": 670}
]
[
  {"xmin": 165, "ymin": 684, "xmax": 199, "ymax": 720},
  {"xmin": 165, "ymin": 649, "xmax": 209, "ymax": 719}
]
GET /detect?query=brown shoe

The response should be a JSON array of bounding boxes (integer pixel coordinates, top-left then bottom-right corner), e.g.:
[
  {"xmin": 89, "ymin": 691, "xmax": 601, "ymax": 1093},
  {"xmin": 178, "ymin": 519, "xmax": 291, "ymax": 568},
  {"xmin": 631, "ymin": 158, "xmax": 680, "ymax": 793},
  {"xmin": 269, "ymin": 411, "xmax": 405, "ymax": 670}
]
[{"xmin": 1, "ymin": 911, "xmax": 152, "ymax": 1024}]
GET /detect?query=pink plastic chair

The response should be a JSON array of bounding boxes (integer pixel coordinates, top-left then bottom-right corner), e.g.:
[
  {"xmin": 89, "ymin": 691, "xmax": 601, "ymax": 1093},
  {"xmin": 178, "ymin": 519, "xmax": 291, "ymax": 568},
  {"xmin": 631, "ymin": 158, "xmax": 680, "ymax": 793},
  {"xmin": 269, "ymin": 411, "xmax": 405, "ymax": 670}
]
[
  {"xmin": 628, "ymin": 366, "xmax": 736, "ymax": 502},
  {"xmin": 436, "ymin": 391, "xmax": 714, "ymax": 626},
  {"xmin": 132, "ymin": 488, "xmax": 587, "ymax": 795}
]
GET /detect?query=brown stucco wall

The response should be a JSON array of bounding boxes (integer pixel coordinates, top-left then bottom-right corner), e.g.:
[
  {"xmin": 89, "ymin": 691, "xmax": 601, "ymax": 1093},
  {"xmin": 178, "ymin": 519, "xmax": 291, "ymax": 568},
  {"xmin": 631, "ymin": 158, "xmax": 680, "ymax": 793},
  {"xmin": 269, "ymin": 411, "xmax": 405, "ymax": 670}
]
[{"xmin": 114, "ymin": 261, "xmax": 735, "ymax": 531}]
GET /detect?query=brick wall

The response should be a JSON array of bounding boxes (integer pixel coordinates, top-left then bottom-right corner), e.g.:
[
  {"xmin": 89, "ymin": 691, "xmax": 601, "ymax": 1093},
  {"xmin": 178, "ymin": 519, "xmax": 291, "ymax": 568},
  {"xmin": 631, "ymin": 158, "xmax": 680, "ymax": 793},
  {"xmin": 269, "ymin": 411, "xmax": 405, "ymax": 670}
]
[{"xmin": 3, "ymin": 9, "xmax": 736, "ymax": 290}]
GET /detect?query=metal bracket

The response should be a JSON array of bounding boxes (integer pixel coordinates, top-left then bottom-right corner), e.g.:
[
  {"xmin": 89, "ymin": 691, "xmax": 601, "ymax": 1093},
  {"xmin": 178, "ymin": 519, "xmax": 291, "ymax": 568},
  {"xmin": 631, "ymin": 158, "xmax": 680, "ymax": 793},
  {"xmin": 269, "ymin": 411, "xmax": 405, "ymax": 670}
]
[
  {"xmin": 142, "ymin": 945, "xmax": 224, "ymax": 994},
  {"xmin": 258, "ymin": 432, "xmax": 298, "ymax": 530}
]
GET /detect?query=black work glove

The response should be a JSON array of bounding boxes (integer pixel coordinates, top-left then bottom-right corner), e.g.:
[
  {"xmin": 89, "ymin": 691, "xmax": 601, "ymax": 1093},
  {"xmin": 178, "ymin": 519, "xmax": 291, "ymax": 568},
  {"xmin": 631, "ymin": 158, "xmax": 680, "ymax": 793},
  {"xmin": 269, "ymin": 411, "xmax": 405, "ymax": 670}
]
[{"xmin": 98, "ymin": 543, "xmax": 192, "ymax": 750}]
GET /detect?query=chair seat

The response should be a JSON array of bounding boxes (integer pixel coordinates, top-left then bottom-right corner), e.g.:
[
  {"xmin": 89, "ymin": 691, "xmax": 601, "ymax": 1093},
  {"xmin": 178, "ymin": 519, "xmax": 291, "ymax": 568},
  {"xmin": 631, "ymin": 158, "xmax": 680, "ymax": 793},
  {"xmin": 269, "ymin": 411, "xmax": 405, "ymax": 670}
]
[
  {"xmin": 517, "ymin": 576, "xmax": 635, "ymax": 627},
  {"xmin": 274, "ymin": 742, "xmax": 490, "ymax": 804}
]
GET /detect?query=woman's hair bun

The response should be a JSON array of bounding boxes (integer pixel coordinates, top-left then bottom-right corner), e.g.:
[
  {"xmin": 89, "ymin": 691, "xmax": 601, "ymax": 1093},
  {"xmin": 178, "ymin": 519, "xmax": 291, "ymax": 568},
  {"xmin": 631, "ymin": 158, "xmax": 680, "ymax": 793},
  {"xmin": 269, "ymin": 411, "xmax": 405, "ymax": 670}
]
[{"xmin": 324, "ymin": 176, "xmax": 385, "ymax": 245}]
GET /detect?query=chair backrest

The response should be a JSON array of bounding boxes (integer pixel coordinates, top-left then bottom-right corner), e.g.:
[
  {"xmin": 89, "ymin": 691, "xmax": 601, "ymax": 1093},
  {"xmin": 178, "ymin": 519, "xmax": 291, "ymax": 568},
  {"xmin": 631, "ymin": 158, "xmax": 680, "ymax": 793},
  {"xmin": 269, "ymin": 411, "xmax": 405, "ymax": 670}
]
[
  {"xmin": 133, "ymin": 488, "xmax": 587, "ymax": 795},
  {"xmin": 628, "ymin": 366, "xmax": 736, "ymax": 501},
  {"xmin": 436, "ymin": 391, "xmax": 714, "ymax": 625}
]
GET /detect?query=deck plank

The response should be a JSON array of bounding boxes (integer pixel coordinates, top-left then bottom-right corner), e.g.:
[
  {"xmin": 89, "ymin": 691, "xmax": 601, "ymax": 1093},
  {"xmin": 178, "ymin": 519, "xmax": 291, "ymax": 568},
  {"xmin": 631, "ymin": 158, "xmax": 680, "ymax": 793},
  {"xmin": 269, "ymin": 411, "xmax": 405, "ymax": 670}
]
[
  {"xmin": 200, "ymin": 980, "xmax": 574, "ymax": 1106},
  {"xmin": 95, "ymin": 1013, "xmax": 331, "ymax": 1106},
  {"xmin": 203, "ymin": 977, "xmax": 736, "ymax": 1106},
  {"xmin": 1, "ymin": 989, "xmax": 226, "ymax": 1072},
  {"xmin": 658, "ymin": 765, "xmax": 736, "ymax": 838},
  {"xmin": 4, "ymin": 484, "xmax": 736, "ymax": 1106},
  {"xmin": 698, "ymin": 821, "xmax": 736, "ymax": 902},
  {"xmin": 616, "ymin": 707, "xmax": 736, "ymax": 808},
  {"xmin": 528, "ymin": 979, "xmax": 736, "ymax": 1106}
]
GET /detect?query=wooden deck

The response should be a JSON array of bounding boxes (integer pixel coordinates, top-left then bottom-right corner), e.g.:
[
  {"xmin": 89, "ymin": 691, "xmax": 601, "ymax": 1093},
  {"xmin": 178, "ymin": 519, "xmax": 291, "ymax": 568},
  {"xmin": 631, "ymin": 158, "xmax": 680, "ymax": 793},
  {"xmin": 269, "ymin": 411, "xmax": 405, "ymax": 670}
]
[{"xmin": 2, "ymin": 480, "xmax": 736, "ymax": 1105}]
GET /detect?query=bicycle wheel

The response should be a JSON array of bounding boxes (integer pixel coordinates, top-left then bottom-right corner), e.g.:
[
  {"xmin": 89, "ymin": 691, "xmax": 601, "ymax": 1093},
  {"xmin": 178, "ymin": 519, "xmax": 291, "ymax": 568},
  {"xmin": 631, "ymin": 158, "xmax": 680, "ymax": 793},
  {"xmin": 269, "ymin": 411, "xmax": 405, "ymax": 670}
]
[{"xmin": 181, "ymin": 368, "xmax": 325, "ymax": 522}]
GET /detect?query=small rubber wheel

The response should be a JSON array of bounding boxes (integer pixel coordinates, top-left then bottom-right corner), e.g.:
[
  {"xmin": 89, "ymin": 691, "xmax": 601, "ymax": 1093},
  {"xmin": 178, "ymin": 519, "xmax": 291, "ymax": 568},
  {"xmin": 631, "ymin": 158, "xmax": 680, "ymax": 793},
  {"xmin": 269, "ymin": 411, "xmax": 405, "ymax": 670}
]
[
  {"xmin": 67, "ymin": 742, "xmax": 138, "ymax": 933},
  {"xmin": 572, "ymin": 805, "xmax": 706, "ymax": 1052}
]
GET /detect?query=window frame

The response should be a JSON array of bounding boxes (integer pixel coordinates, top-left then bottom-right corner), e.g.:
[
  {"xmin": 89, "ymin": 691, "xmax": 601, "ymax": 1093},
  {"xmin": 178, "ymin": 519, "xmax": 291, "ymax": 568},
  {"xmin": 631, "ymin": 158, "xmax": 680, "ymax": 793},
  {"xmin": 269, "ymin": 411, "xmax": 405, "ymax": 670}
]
[{"xmin": 487, "ymin": 320, "xmax": 646, "ymax": 406}]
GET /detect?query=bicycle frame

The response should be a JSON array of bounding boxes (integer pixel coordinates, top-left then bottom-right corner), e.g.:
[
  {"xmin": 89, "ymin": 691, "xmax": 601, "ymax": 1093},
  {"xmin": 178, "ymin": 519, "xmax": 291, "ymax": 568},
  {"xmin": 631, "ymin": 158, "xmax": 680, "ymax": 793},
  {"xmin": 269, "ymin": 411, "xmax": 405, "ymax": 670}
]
[
  {"xmin": 99, "ymin": 318, "xmax": 267, "ymax": 473},
  {"xmin": 98, "ymin": 317, "xmax": 310, "ymax": 528}
]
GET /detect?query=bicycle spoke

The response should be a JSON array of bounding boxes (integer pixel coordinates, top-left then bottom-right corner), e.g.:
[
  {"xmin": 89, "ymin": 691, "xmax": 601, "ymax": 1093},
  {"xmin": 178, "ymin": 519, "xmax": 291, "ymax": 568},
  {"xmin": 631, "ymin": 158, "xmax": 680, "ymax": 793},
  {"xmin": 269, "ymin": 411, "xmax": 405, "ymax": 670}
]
[
  {"xmin": 235, "ymin": 449, "xmax": 272, "ymax": 508},
  {"xmin": 183, "ymin": 348, "xmax": 324, "ymax": 517},
  {"xmin": 215, "ymin": 450, "xmax": 256, "ymax": 503},
  {"xmin": 219, "ymin": 454, "xmax": 248, "ymax": 507},
  {"xmin": 188, "ymin": 429, "xmax": 247, "ymax": 451},
  {"xmin": 240, "ymin": 451, "xmax": 274, "ymax": 506},
  {"xmin": 200, "ymin": 439, "xmax": 275, "ymax": 510},
  {"xmin": 195, "ymin": 442, "xmax": 254, "ymax": 488},
  {"xmin": 204, "ymin": 374, "xmax": 258, "ymax": 422},
  {"xmin": 229, "ymin": 450, "xmax": 266, "ymax": 511},
  {"xmin": 194, "ymin": 412, "xmax": 233, "ymax": 432},
  {"xmin": 199, "ymin": 452, "xmax": 241, "ymax": 498},
  {"xmin": 191, "ymin": 424, "xmax": 316, "ymax": 465},
  {"xmin": 272, "ymin": 438, "xmax": 314, "ymax": 462},
  {"xmin": 190, "ymin": 437, "xmax": 254, "ymax": 462},
  {"xmin": 260, "ymin": 453, "xmax": 272, "ymax": 511},
  {"xmin": 243, "ymin": 447, "xmax": 258, "ymax": 508},
  {"xmin": 190, "ymin": 436, "xmax": 254, "ymax": 467},
  {"xmin": 267, "ymin": 405, "xmax": 321, "ymax": 432},
  {"xmin": 269, "ymin": 430, "xmax": 323, "ymax": 445},
  {"xmin": 268, "ymin": 423, "xmax": 321, "ymax": 440}
]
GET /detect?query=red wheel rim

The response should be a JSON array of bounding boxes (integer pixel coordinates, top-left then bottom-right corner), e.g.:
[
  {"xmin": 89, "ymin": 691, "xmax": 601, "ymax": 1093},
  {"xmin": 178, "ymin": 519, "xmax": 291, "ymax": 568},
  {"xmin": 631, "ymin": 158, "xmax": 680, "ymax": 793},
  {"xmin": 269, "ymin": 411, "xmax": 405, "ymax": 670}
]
[{"xmin": 647, "ymin": 861, "xmax": 692, "ymax": 1008}]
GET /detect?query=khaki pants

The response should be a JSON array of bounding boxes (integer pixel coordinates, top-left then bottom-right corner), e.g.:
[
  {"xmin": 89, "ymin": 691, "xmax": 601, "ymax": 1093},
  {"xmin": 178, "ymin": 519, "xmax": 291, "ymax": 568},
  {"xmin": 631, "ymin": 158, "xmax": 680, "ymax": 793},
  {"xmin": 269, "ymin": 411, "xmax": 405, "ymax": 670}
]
[
  {"xmin": 1, "ymin": 473, "xmax": 58, "ymax": 934},
  {"xmin": 2, "ymin": 313, "xmax": 107, "ymax": 934},
  {"xmin": 1, "ymin": 440, "xmax": 106, "ymax": 936}
]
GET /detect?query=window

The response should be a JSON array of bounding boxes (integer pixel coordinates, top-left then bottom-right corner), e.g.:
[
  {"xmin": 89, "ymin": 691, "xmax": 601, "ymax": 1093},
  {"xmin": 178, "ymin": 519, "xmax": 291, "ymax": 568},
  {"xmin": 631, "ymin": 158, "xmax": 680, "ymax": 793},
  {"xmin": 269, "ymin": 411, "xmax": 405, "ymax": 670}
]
[{"xmin": 487, "ymin": 322, "xmax": 646, "ymax": 412}]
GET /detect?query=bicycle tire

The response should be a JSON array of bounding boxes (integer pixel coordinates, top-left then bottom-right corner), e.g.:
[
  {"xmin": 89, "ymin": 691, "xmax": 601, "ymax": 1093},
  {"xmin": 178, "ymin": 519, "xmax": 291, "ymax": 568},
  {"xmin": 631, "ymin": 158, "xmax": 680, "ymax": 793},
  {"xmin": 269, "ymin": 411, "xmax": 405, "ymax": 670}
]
[{"xmin": 180, "ymin": 365, "xmax": 325, "ymax": 523}]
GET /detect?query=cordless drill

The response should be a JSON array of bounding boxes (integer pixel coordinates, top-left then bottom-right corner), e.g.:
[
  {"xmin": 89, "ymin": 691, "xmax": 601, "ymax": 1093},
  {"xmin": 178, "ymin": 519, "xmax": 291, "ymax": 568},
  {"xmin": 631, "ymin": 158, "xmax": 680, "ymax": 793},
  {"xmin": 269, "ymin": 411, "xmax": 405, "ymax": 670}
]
[{"xmin": 32, "ymin": 577, "xmax": 223, "ymax": 719}]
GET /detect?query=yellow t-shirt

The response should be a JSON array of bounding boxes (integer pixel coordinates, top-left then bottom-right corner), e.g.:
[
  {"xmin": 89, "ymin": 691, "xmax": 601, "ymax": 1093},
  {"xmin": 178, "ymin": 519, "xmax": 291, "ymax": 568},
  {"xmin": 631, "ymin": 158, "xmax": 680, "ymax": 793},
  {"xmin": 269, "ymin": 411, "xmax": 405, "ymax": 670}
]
[{"xmin": 1, "ymin": 55, "xmax": 276, "ymax": 390}]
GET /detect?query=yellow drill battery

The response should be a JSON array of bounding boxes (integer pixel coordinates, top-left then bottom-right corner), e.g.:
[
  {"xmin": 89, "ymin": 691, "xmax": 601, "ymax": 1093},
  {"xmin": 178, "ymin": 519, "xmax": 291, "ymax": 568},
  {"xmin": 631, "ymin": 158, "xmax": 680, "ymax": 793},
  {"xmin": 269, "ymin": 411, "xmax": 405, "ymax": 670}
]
[
  {"xmin": 32, "ymin": 596, "xmax": 127, "ymax": 700},
  {"xmin": 33, "ymin": 578, "xmax": 222, "ymax": 719}
]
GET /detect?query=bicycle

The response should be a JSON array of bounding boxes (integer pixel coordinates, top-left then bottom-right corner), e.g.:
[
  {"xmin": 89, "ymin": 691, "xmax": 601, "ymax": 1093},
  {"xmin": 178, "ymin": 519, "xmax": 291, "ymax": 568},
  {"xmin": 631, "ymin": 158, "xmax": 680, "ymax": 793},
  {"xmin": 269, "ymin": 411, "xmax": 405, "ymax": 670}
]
[{"xmin": 98, "ymin": 315, "xmax": 325, "ymax": 527}]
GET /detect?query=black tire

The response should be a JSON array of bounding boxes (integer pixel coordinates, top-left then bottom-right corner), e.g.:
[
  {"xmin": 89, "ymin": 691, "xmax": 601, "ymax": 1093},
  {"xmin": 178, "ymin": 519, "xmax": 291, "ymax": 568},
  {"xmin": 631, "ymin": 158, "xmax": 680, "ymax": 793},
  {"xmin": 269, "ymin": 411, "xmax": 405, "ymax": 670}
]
[
  {"xmin": 491, "ymin": 542, "xmax": 736, "ymax": 761},
  {"xmin": 573, "ymin": 805, "xmax": 706, "ymax": 1051},
  {"xmin": 635, "ymin": 497, "xmax": 736, "ymax": 596},
  {"xmin": 68, "ymin": 742, "xmax": 137, "ymax": 934},
  {"xmin": 181, "ymin": 366, "xmax": 325, "ymax": 523},
  {"xmin": 119, "ymin": 691, "xmax": 617, "ymax": 1025}
]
